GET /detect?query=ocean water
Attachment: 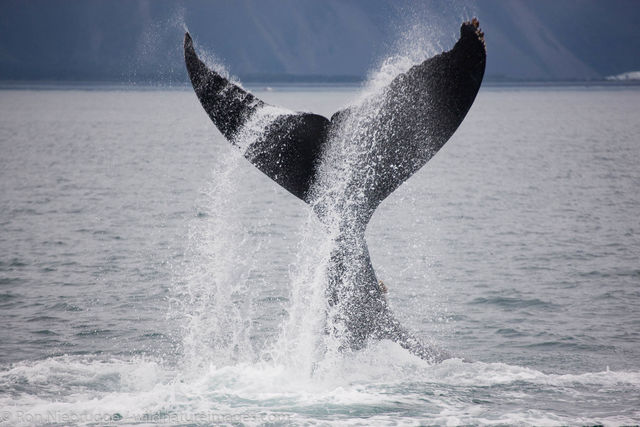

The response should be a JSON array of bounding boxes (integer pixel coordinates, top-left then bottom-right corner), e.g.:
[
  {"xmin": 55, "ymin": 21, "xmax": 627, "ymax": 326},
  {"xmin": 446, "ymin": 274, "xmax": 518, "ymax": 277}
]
[{"xmin": 0, "ymin": 84, "xmax": 639, "ymax": 425}]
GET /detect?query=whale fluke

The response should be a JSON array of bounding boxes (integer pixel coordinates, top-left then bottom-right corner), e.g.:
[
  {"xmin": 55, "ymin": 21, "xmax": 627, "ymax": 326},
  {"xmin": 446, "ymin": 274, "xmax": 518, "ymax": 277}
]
[
  {"xmin": 185, "ymin": 32, "xmax": 330, "ymax": 201},
  {"xmin": 185, "ymin": 20, "xmax": 484, "ymax": 210},
  {"xmin": 184, "ymin": 20, "xmax": 486, "ymax": 362}
]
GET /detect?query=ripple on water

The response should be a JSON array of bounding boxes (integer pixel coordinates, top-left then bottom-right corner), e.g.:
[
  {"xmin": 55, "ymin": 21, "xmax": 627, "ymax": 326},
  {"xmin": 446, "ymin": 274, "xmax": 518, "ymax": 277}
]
[{"xmin": 469, "ymin": 296, "xmax": 558, "ymax": 311}]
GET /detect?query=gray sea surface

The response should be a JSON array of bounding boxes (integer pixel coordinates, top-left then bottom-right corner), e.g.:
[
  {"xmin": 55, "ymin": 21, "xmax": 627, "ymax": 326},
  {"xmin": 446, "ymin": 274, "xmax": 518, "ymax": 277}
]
[{"xmin": 0, "ymin": 84, "xmax": 639, "ymax": 425}]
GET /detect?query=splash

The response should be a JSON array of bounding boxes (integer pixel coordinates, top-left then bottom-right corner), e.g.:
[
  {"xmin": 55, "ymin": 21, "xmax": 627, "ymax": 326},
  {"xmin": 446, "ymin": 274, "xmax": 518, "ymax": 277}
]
[
  {"xmin": 172, "ymin": 151, "xmax": 256, "ymax": 372},
  {"xmin": 171, "ymin": 93, "xmax": 297, "ymax": 373},
  {"xmin": 132, "ymin": 5, "xmax": 241, "ymax": 86},
  {"xmin": 132, "ymin": 6, "xmax": 192, "ymax": 85}
]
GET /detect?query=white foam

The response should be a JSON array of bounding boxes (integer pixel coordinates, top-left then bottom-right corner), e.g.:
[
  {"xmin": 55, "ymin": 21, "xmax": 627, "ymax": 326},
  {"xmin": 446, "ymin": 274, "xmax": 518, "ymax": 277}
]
[{"xmin": 2, "ymin": 353, "xmax": 639, "ymax": 426}]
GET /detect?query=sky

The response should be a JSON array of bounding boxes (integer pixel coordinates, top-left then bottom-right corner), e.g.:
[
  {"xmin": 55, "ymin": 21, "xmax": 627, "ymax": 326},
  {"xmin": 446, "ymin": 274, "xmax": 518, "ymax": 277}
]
[{"xmin": 1, "ymin": 0, "xmax": 639, "ymax": 82}]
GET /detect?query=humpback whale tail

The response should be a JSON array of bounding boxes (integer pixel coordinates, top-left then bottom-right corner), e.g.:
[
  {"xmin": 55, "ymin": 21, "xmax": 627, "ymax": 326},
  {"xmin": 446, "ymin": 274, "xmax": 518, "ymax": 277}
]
[{"xmin": 184, "ymin": 20, "xmax": 486, "ymax": 362}]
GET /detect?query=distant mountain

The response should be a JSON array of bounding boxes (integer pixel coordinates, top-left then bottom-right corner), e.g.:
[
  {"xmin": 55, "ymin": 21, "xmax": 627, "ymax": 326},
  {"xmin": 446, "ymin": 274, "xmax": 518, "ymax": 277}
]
[
  {"xmin": 478, "ymin": 0, "xmax": 640, "ymax": 80},
  {"xmin": 1, "ymin": 0, "xmax": 639, "ymax": 82}
]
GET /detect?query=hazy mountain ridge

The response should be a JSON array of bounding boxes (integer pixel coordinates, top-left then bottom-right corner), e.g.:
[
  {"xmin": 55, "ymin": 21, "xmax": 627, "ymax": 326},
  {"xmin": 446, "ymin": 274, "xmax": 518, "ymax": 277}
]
[{"xmin": 1, "ymin": 0, "xmax": 638, "ymax": 82}]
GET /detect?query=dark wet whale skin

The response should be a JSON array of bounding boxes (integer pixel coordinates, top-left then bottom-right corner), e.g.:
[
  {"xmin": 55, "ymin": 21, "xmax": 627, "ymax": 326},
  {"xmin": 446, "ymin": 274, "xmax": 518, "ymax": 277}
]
[{"xmin": 184, "ymin": 20, "xmax": 486, "ymax": 362}]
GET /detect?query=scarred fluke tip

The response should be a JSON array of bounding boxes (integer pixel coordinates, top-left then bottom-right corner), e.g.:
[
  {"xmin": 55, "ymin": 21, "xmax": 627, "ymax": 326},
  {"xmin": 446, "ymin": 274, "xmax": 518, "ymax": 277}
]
[{"xmin": 461, "ymin": 17, "xmax": 485, "ymax": 49}]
